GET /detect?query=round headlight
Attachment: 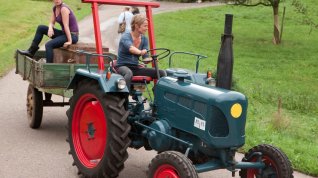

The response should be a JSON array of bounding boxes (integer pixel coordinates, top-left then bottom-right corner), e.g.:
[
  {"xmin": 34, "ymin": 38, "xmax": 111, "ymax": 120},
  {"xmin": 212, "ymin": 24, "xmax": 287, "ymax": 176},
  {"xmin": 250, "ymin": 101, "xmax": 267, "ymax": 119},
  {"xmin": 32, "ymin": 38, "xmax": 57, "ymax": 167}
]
[
  {"xmin": 231, "ymin": 103, "xmax": 242, "ymax": 119},
  {"xmin": 117, "ymin": 79, "xmax": 126, "ymax": 90}
]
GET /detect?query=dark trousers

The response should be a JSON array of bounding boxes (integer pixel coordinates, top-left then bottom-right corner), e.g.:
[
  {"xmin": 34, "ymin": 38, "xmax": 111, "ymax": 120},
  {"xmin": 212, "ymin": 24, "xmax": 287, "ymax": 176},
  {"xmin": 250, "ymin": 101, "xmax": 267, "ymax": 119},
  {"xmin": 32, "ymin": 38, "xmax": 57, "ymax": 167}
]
[
  {"xmin": 117, "ymin": 65, "xmax": 166, "ymax": 90},
  {"xmin": 32, "ymin": 25, "xmax": 78, "ymax": 63}
]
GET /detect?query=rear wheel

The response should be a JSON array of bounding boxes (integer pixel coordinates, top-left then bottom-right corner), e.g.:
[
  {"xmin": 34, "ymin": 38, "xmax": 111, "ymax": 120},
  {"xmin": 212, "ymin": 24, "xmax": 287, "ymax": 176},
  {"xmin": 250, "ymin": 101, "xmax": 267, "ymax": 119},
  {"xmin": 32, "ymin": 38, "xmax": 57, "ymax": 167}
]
[
  {"xmin": 148, "ymin": 151, "xmax": 198, "ymax": 178},
  {"xmin": 26, "ymin": 84, "xmax": 43, "ymax": 129},
  {"xmin": 67, "ymin": 80, "xmax": 131, "ymax": 178},
  {"xmin": 239, "ymin": 144, "xmax": 293, "ymax": 178}
]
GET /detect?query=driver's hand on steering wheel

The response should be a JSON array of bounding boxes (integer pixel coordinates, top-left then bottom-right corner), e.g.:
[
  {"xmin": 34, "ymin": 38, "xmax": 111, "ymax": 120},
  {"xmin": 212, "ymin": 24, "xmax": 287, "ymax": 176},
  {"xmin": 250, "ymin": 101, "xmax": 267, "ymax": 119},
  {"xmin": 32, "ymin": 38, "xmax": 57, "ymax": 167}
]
[{"xmin": 140, "ymin": 49, "xmax": 147, "ymax": 56}]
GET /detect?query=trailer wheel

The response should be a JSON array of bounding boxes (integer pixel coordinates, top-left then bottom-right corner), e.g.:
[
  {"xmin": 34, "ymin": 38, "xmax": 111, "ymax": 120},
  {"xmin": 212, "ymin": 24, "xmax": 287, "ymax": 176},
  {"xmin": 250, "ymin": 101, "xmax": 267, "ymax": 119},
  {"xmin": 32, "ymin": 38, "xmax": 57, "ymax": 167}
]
[
  {"xmin": 66, "ymin": 80, "xmax": 130, "ymax": 178},
  {"xmin": 239, "ymin": 144, "xmax": 293, "ymax": 178},
  {"xmin": 26, "ymin": 84, "xmax": 43, "ymax": 129},
  {"xmin": 148, "ymin": 151, "xmax": 198, "ymax": 178}
]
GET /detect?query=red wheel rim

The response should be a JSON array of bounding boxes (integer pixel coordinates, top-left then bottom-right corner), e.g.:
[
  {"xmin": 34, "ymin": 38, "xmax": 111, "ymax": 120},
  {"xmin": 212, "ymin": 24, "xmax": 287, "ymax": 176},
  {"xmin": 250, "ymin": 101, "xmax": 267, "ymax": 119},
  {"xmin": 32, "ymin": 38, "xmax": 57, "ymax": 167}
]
[
  {"xmin": 72, "ymin": 93, "xmax": 107, "ymax": 168},
  {"xmin": 154, "ymin": 164, "xmax": 180, "ymax": 178},
  {"xmin": 246, "ymin": 156, "xmax": 278, "ymax": 178}
]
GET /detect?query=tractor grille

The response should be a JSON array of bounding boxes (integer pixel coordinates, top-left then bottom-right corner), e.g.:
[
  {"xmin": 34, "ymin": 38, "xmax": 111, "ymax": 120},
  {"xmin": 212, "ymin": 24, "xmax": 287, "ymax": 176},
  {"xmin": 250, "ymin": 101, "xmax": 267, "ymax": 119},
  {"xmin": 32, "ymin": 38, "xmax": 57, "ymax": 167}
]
[
  {"xmin": 209, "ymin": 107, "xmax": 229, "ymax": 137},
  {"xmin": 193, "ymin": 101, "xmax": 207, "ymax": 114},
  {"xmin": 178, "ymin": 96, "xmax": 192, "ymax": 109},
  {"xmin": 165, "ymin": 92, "xmax": 178, "ymax": 102},
  {"xmin": 163, "ymin": 92, "xmax": 229, "ymax": 137}
]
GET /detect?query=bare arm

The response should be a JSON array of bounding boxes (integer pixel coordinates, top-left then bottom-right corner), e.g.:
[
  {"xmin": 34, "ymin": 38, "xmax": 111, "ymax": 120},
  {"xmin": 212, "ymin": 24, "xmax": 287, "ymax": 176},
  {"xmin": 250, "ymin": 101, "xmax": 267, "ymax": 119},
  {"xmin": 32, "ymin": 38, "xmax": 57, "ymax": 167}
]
[
  {"xmin": 129, "ymin": 46, "xmax": 147, "ymax": 56},
  {"xmin": 48, "ymin": 12, "xmax": 56, "ymax": 37},
  {"xmin": 61, "ymin": 7, "xmax": 72, "ymax": 47}
]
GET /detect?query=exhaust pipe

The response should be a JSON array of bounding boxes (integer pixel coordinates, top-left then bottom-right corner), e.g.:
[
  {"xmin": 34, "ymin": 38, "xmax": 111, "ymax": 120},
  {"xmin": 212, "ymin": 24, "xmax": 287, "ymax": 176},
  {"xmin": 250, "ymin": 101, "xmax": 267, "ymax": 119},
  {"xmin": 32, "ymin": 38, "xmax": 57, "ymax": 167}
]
[{"xmin": 216, "ymin": 14, "xmax": 234, "ymax": 90}]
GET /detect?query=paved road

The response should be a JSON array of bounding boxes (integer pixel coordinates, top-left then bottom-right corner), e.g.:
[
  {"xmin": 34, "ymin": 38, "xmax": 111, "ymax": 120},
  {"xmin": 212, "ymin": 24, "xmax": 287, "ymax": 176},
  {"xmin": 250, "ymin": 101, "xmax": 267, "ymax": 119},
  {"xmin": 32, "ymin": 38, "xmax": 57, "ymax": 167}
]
[{"xmin": 0, "ymin": 1, "xmax": 315, "ymax": 178}]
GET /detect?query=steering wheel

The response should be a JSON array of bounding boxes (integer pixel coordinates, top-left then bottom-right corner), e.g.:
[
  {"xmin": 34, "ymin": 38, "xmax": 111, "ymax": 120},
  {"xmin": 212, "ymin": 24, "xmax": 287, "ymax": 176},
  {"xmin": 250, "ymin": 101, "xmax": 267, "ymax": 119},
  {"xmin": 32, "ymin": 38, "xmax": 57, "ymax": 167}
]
[{"xmin": 142, "ymin": 48, "xmax": 170, "ymax": 63}]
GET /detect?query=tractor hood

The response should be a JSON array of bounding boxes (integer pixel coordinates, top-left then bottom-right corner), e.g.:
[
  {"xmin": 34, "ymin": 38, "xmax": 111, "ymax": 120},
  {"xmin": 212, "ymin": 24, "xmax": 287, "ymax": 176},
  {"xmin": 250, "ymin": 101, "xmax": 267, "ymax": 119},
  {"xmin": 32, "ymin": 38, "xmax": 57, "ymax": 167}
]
[{"xmin": 155, "ymin": 77, "xmax": 248, "ymax": 148}]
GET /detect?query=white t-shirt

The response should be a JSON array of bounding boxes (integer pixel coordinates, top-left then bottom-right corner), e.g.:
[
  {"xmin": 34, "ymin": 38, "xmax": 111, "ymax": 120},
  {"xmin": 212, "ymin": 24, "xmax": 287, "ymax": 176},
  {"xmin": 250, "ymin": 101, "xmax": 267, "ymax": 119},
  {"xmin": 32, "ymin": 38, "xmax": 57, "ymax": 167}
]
[{"xmin": 118, "ymin": 11, "xmax": 133, "ymax": 33}]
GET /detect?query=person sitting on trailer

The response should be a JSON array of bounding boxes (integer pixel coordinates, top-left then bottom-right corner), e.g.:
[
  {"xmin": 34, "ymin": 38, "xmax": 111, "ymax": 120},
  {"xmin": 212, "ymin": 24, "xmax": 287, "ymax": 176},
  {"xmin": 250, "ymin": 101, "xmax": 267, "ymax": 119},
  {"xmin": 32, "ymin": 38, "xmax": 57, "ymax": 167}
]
[
  {"xmin": 18, "ymin": 0, "xmax": 79, "ymax": 103},
  {"xmin": 18, "ymin": 0, "xmax": 79, "ymax": 62},
  {"xmin": 115, "ymin": 14, "xmax": 166, "ymax": 91}
]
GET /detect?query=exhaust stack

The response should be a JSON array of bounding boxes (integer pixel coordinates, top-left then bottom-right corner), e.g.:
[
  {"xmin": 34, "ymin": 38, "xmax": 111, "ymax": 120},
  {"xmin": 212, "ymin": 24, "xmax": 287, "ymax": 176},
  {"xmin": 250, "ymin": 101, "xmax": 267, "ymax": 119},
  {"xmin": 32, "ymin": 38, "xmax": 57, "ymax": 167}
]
[{"xmin": 216, "ymin": 14, "xmax": 234, "ymax": 90}]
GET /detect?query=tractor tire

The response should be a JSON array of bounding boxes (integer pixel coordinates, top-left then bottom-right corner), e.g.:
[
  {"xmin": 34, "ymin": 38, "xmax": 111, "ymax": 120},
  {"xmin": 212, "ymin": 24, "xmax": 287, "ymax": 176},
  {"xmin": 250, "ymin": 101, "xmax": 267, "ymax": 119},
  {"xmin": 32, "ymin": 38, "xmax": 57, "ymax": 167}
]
[
  {"xmin": 148, "ymin": 151, "xmax": 198, "ymax": 178},
  {"xmin": 66, "ymin": 80, "xmax": 131, "ymax": 178},
  {"xmin": 26, "ymin": 84, "xmax": 43, "ymax": 129},
  {"xmin": 239, "ymin": 144, "xmax": 294, "ymax": 178}
]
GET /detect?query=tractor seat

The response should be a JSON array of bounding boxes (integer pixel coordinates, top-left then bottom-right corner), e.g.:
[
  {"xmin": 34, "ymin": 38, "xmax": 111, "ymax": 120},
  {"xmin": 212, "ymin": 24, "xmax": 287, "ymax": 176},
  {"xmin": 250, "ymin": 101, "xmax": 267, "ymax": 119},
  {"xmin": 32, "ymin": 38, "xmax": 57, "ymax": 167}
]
[
  {"xmin": 110, "ymin": 60, "xmax": 153, "ymax": 84},
  {"xmin": 131, "ymin": 76, "xmax": 152, "ymax": 83}
]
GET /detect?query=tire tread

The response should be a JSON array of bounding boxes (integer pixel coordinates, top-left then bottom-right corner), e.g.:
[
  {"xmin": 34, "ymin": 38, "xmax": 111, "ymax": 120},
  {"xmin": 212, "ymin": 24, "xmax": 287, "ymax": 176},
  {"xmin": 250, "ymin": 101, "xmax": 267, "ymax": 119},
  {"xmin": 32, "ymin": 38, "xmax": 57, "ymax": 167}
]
[{"xmin": 67, "ymin": 81, "xmax": 131, "ymax": 178}]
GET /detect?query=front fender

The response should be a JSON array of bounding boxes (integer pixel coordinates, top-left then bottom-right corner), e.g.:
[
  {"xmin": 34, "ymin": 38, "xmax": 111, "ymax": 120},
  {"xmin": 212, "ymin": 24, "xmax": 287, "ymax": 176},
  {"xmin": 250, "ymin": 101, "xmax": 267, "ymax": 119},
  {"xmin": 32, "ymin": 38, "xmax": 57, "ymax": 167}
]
[{"xmin": 67, "ymin": 68, "xmax": 129, "ymax": 93}]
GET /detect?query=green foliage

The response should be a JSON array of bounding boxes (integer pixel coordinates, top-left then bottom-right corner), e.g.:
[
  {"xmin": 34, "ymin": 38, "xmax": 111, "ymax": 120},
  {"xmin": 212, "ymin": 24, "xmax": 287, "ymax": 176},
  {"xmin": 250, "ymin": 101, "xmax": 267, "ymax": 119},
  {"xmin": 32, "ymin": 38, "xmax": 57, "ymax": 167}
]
[
  {"xmin": 221, "ymin": 0, "xmax": 276, "ymax": 6},
  {"xmin": 291, "ymin": 0, "xmax": 318, "ymax": 32},
  {"xmin": 154, "ymin": 1, "xmax": 318, "ymax": 176},
  {"xmin": 0, "ymin": 0, "xmax": 90, "ymax": 77}
]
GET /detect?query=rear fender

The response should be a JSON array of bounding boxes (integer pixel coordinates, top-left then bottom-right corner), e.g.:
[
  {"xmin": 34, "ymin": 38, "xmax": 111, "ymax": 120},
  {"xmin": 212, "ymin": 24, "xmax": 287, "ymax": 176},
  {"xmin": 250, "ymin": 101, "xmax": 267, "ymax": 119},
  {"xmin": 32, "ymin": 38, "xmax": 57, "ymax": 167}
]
[{"xmin": 67, "ymin": 68, "xmax": 129, "ymax": 93}]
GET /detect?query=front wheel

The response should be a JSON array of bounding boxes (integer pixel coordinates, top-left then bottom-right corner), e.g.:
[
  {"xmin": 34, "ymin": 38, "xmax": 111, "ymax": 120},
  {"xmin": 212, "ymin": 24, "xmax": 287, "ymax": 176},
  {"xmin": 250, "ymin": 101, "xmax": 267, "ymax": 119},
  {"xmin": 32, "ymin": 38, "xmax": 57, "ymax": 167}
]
[
  {"xmin": 148, "ymin": 151, "xmax": 198, "ymax": 178},
  {"xmin": 67, "ymin": 80, "xmax": 131, "ymax": 178},
  {"xmin": 239, "ymin": 144, "xmax": 293, "ymax": 178},
  {"xmin": 26, "ymin": 84, "xmax": 43, "ymax": 129}
]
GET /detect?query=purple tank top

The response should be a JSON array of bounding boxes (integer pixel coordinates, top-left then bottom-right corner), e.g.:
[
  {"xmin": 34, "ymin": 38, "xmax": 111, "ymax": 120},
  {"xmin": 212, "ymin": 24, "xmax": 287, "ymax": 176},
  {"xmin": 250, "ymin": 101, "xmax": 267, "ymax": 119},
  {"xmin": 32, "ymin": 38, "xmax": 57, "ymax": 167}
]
[{"xmin": 53, "ymin": 3, "xmax": 79, "ymax": 33}]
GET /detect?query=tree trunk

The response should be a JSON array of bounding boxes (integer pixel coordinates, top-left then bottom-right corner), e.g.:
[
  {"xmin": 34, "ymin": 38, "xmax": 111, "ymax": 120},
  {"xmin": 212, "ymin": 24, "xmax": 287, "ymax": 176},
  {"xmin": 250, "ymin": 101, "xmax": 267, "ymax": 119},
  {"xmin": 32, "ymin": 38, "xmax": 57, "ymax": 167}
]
[{"xmin": 272, "ymin": 0, "xmax": 281, "ymax": 44}]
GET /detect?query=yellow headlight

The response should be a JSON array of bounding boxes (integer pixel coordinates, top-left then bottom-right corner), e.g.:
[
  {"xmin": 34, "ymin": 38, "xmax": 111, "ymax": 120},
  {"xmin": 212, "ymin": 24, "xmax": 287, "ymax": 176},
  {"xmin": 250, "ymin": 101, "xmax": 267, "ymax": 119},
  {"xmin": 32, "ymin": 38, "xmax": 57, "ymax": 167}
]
[{"xmin": 231, "ymin": 103, "xmax": 242, "ymax": 119}]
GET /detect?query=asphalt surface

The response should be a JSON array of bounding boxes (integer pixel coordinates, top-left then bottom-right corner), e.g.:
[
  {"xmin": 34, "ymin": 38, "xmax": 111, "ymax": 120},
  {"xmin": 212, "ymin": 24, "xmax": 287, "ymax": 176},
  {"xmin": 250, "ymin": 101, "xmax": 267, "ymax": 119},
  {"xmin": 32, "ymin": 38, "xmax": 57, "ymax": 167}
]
[{"xmin": 0, "ymin": 1, "xmax": 315, "ymax": 178}]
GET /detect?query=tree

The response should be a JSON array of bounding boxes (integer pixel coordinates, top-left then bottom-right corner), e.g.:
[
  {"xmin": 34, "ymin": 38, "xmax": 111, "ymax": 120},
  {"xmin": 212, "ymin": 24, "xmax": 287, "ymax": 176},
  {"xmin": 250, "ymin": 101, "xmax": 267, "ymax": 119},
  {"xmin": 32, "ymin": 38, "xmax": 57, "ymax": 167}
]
[{"xmin": 223, "ymin": 0, "xmax": 282, "ymax": 44}]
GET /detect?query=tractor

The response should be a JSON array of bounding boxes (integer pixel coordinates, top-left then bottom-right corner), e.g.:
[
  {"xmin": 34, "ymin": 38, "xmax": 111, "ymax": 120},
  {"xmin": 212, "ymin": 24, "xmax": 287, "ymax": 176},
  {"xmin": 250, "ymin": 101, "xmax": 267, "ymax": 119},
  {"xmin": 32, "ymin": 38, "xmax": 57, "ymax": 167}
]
[{"xmin": 15, "ymin": 0, "xmax": 294, "ymax": 178}]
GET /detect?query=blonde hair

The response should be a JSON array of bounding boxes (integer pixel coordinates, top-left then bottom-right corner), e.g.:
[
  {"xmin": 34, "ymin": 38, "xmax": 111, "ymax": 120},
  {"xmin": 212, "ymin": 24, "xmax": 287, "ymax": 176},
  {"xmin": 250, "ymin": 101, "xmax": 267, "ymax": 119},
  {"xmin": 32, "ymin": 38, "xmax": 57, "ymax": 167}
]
[{"xmin": 131, "ymin": 14, "xmax": 147, "ymax": 31}]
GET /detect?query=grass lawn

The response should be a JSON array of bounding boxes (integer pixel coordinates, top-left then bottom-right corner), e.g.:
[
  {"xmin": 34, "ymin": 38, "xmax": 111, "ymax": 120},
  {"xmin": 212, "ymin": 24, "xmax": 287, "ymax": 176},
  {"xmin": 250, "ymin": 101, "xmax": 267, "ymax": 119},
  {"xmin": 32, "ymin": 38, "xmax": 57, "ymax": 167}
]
[
  {"xmin": 0, "ymin": 0, "xmax": 91, "ymax": 77},
  {"xmin": 154, "ymin": 1, "xmax": 318, "ymax": 176}
]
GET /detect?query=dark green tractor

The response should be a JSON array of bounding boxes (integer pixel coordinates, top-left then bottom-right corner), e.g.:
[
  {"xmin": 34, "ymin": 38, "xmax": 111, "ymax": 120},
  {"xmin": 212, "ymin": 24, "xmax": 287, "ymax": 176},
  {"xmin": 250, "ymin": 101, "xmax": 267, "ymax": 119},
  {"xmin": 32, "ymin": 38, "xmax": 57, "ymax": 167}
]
[{"xmin": 16, "ymin": 0, "xmax": 294, "ymax": 177}]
